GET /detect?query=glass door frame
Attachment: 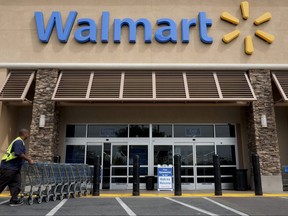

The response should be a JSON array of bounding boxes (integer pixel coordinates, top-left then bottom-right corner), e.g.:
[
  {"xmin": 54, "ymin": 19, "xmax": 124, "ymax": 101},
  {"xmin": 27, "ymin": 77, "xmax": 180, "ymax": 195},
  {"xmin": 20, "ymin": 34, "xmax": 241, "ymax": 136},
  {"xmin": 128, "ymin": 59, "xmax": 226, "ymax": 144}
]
[
  {"xmin": 127, "ymin": 138, "xmax": 150, "ymax": 190},
  {"xmin": 171, "ymin": 138, "xmax": 238, "ymax": 190},
  {"xmin": 194, "ymin": 138, "xmax": 238, "ymax": 190},
  {"xmin": 110, "ymin": 141, "xmax": 129, "ymax": 190},
  {"xmin": 194, "ymin": 142, "xmax": 216, "ymax": 190},
  {"xmin": 86, "ymin": 142, "xmax": 104, "ymax": 189},
  {"xmin": 173, "ymin": 142, "xmax": 196, "ymax": 190},
  {"xmin": 108, "ymin": 139, "xmax": 150, "ymax": 190}
]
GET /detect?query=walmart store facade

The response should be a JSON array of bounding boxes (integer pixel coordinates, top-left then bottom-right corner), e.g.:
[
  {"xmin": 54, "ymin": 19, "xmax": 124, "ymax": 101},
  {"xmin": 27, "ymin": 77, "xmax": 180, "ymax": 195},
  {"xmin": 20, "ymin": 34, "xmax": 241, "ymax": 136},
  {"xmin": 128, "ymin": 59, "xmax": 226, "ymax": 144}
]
[{"xmin": 1, "ymin": 0, "xmax": 288, "ymax": 192}]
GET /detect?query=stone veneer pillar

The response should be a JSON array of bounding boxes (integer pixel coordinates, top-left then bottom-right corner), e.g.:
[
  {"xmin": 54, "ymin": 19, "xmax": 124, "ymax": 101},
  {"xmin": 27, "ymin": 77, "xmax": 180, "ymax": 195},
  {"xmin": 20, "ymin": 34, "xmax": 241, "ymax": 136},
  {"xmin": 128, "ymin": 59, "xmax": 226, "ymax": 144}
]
[
  {"xmin": 29, "ymin": 69, "xmax": 60, "ymax": 162},
  {"xmin": 247, "ymin": 69, "xmax": 283, "ymax": 192}
]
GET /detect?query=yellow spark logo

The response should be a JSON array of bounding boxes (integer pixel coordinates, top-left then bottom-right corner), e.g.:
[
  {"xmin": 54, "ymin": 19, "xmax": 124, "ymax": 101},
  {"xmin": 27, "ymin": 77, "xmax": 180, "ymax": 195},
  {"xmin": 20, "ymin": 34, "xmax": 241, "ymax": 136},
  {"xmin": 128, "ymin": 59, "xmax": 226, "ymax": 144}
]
[{"xmin": 221, "ymin": 1, "xmax": 275, "ymax": 55}]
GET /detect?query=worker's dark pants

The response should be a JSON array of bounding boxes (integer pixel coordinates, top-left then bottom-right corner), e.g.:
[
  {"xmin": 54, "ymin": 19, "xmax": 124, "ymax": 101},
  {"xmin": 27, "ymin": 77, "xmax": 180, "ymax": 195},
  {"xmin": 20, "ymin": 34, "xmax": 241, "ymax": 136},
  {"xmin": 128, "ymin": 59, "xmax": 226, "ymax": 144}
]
[{"xmin": 0, "ymin": 168, "xmax": 21, "ymax": 201}]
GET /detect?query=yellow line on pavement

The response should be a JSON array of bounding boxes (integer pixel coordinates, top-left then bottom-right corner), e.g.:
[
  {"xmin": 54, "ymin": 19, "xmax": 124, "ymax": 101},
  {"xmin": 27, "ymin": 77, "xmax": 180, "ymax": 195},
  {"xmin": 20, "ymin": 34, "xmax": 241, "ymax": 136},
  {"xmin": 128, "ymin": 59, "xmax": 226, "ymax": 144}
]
[
  {"xmin": 80, "ymin": 193, "xmax": 288, "ymax": 198},
  {"xmin": 263, "ymin": 194, "xmax": 288, "ymax": 197}
]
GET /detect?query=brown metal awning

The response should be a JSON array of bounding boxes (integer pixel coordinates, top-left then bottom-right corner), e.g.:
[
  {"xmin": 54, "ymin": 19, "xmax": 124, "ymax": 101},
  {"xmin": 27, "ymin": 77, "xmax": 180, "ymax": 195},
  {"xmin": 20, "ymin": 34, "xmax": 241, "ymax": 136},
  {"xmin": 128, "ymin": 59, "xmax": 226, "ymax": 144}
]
[
  {"xmin": 52, "ymin": 71, "xmax": 256, "ymax": 102},
  {"xmin": 0, "ymin": 71, "xmax": 35, "ymax": 102},
  {"xmin": 272, "ymin": 71, "xmax": 288, "ymax": 102}
]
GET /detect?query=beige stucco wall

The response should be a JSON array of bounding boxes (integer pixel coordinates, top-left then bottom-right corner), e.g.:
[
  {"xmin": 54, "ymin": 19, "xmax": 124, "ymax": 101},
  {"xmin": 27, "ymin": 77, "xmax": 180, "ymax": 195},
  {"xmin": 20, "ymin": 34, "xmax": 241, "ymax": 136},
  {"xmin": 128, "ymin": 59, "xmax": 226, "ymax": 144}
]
[
  {"xmin": 0, "ymin": 68, "xmax": 14, "ymax": 158},
  {"xmin": 16, "ymin": 107, "xmax": 33, "ymax": 153},
  {"xmin": 58, "ymin": 105, "xmax": 250, "ymax": 171},
  {"xmin": 0, "ymin": 0, "xmax": 287, "ymax": 64},
  {"xmin": 0, "ymin": 68, "xmax": 32, "ymax": 158},
  {"xmin": 0, "ymin": 105, "xmax": 32, "ymax": 159},
  {"xmin": 0, "ymin": 103, "xmax": 17, "ymax": 158}
]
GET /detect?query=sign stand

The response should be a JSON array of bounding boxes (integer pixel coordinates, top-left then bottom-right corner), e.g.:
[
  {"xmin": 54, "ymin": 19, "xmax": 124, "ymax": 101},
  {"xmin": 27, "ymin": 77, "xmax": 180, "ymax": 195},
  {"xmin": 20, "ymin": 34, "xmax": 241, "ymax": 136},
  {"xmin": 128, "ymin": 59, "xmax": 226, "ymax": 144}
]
[{"xmin": 157, "ymin": 164, "xmax": 173, "ymax": 191}]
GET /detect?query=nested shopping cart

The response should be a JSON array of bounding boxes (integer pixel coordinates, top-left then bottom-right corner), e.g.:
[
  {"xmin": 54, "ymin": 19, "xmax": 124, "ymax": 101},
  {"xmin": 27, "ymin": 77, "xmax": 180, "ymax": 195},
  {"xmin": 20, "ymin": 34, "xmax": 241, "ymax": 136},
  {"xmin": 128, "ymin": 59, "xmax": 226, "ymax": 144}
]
[
  {"xmin": 84, "ymin": 166, "xmax": 93, "ymax": 195},
  {"xmin": 20, "ymin": 162, "xmax": 93, "ymax": 204},
  {"xmin": 63, "ymin": 164, "xmax": 76, "ymax": 198},
  {"xmin": 71, "ymin": 164, "xmax": 85, "ymax": 197},
  {"xmin": 43, "ymin": 163, "xmax": 58, "ymax": 201},
  {"xmin": 20, "ymin": 163, "xmax": 46, "ymax": 205},
  {"xmin": 57, "ymin": 163, "xmax": 70, "ymax": 199}
]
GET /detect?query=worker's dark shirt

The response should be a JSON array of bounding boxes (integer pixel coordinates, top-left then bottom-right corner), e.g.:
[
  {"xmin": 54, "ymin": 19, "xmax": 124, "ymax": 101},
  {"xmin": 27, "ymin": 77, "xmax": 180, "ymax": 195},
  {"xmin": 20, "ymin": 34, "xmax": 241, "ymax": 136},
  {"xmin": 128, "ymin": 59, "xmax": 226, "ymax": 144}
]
[{"xmin": 0, "ymin": 140, "xmax": 26, "ymax": 170}]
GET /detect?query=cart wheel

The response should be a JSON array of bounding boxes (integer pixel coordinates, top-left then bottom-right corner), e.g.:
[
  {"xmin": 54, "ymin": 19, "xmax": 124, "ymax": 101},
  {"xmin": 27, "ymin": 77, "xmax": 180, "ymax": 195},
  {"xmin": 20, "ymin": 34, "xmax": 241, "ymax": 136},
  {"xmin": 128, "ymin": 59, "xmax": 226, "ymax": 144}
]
[
  {"xmin": 59, "ymin": 194, "xmax": 64, "ymax": 200},
  {"xmin": 52, "ymin": 195, "xmax": 57, "ymax": 201},
  {"xmin": 28, "ymin": 197, "xmax": 33, "ymax": 205},
  {"xmin": 36, "ymin": 197, "xmax": 42, "ymax": 204},
  {"xmin": 43, "ymin": 196, "xmax": 49, "ymax": 203}
]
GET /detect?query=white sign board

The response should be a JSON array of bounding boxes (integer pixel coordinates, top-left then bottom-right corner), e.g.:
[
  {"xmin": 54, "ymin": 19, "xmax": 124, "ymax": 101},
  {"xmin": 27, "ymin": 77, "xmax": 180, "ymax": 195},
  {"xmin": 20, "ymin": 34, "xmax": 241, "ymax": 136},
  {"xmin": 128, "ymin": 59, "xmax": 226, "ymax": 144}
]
[{"xmin": 157, "ymin": 165, "xmax": 173, "ymax": 191}]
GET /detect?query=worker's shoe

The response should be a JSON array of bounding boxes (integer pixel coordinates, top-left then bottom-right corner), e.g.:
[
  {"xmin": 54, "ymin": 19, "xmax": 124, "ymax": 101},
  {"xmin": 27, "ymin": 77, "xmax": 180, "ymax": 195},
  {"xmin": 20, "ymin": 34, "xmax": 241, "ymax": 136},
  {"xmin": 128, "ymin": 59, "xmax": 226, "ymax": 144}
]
[{"xmin": 9, "ymin": 199, "xmax": 24, "ymax": 206}]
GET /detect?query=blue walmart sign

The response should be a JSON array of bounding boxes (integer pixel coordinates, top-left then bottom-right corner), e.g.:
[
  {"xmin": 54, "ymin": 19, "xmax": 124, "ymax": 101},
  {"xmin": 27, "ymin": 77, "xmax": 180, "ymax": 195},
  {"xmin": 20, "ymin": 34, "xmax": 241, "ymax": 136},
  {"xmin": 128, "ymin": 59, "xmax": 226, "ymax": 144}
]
[{"xmin": 34, "ymin": 11, "xmax": 213, "ymax": 44}]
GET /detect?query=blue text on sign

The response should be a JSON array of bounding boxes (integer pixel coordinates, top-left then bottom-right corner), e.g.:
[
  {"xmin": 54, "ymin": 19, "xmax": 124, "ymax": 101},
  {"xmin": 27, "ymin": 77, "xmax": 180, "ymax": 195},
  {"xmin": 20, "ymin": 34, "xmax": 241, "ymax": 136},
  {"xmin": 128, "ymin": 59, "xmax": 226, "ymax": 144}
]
[{"xmin": 34, "ymin": 11, "xmax": 213, "ymax": 44}]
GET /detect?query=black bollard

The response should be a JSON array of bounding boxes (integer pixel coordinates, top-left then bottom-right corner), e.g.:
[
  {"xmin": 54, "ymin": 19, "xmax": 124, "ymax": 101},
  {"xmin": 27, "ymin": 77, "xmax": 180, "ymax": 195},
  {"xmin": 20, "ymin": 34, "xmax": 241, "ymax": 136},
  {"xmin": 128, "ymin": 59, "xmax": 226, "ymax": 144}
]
[
  {"xmin": 133, "ymin": 155, "xmax": 140, "ymax": 196},
  {"xmin": 53, "ymin": 155, "xmax": 61, "ymax": 163},
  {"xmin": 174, "ymin": 154, "xmax": 182, "ymax": 196},
  {"xmin": 93, "ymin": 155, "xmax": 101, "ymax": 196},
  {"xmin": 252, "ymin": 154, "xmax": 263, "ymax": 196},
  {"xmin": 213, "ymin": 154, "xmax": 222, "ymax": 196}
]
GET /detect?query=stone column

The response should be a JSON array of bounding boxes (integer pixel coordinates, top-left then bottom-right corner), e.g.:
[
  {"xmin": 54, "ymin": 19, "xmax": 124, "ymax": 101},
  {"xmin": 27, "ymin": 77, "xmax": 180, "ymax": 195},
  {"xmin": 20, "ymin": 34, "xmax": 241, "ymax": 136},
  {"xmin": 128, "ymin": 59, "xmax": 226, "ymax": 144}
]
[
  {"xmin": 247, "ymin": 69, "xmax": 282, "ymax": 192},
  {"xmin": 29, "ymin": 69, "xmax": 60, "ymax": 162}
]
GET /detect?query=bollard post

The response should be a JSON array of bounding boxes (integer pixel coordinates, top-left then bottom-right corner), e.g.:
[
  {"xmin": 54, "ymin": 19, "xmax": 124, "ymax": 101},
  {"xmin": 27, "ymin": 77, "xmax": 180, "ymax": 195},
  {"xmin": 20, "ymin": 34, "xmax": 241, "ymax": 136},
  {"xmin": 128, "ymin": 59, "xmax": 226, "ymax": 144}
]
[
  {"xmin": 174, "ymin": 154, "xmax": 182, "ymax": 196},
  {"xmin": 213, "ymin": 154, "xmax": 222, "ymax": 196},
  {"xmin": 133, "ymin": 155, "xmax": 140, "ymax": 196},
  {"xmin": 252, "ymin": 154, "xmax": 263, "ymax": 196},
  {"xmin": 93, "ymin": 155, "xmax": 101, "ymax": 196}
]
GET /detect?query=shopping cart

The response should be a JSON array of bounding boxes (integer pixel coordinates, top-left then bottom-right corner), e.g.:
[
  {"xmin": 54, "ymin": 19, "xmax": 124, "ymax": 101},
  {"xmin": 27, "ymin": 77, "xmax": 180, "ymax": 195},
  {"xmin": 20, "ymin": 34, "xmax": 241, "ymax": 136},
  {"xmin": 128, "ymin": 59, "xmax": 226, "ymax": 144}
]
[
  {"xmin": 34, "ymin": 163, "xmax": 51, "ymax": 203},
  {"xmin": 20, "ymin": 163, "xmax": 45, "ymax": 205},
  {"xmin": 77, "ymin": 164, "xmax": 90, "ymax": 196},
  {"xmin": 44, "ymin": 163, "xmax": 58, "ymax": 201},
  {"xmin": 83, "ymin": 166, "xmax": 93, "ymax": 195},
  {"xmin": 65, "ymin": 164, "xmax": 77, "ymax": 198},
  {"xmin": 20, "ymin": 162, "xmax": 94, "ymax": 204},
  {"xmin": 57, "ymin": 163, "xmax": 70, "ymax": 200},
  {"xmin": 71, "ymin": 164, "xmax": 84, "ymax": 197}
]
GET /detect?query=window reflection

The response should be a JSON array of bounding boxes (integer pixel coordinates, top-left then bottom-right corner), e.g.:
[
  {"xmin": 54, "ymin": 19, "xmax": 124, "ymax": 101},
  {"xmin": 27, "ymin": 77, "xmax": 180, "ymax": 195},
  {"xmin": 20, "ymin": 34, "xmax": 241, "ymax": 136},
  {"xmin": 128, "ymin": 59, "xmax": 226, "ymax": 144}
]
[
  {"xmin": 66, "ymin": 145, "xmax": 85, "ymax": 163},
  {"xmin": 87, "ymin": 125, "xmax": 128, "ymax": 137},
  {"xmin": 174, "ymin": 146, "xmax": 193, "ymax": 165},
  {"xmin": 86, "ymin": 145, "xmax": 102, "ymax": 165},
  {"xmin": 215, "ymin": 124, "xmax": 236, "ymax": 137},
  {"xmin": 112, "ymin": 145, "xmax": 127, "ymax": 165},
  {"xmin": 217, "ymin": 145, "xmax": 236, "ymax": 165},
  {"xmin": 129, "ymin": 125, "xmax": 149, "ymax": 137},
  {"xmin": 129, "ymin": 145, "xmax": 148, "ymax": 165},
  {"xmin": 154, "ymin": 145, "xmax": 173, "ymax": 165},
  {"xmin": 174, "ymin": 125, "xmax": 214, "ymax": 137},
  {"xmin": 66, "ymin": 125, "xmax": 86, "ymax": 137},
  {"xmin": 196, "ymin": 146, "xmax": 215, "ymax": 165},
  {"xmin": 152, "ymin": 125, "xmax": 172, "ymax": 137}
]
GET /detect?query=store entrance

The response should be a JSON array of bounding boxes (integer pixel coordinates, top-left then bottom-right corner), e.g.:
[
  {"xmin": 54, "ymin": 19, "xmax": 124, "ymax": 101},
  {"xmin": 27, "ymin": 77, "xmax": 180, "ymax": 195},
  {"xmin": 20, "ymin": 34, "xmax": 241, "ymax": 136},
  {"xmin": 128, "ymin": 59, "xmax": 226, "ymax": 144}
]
[
  {"xmin": 65, "ymin": 124, "xmax": 238, "ymax": 190},
  {"xmin": 153, "ymin": 141, "xmax": 236, "ymax": 190},
  {"xmin": 110, "ymin": 142, "xmax": 149, "ymax": 190},
  {"xmin": 85, "ymin": 141, "xmax": 149, "ymax": 190}
]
